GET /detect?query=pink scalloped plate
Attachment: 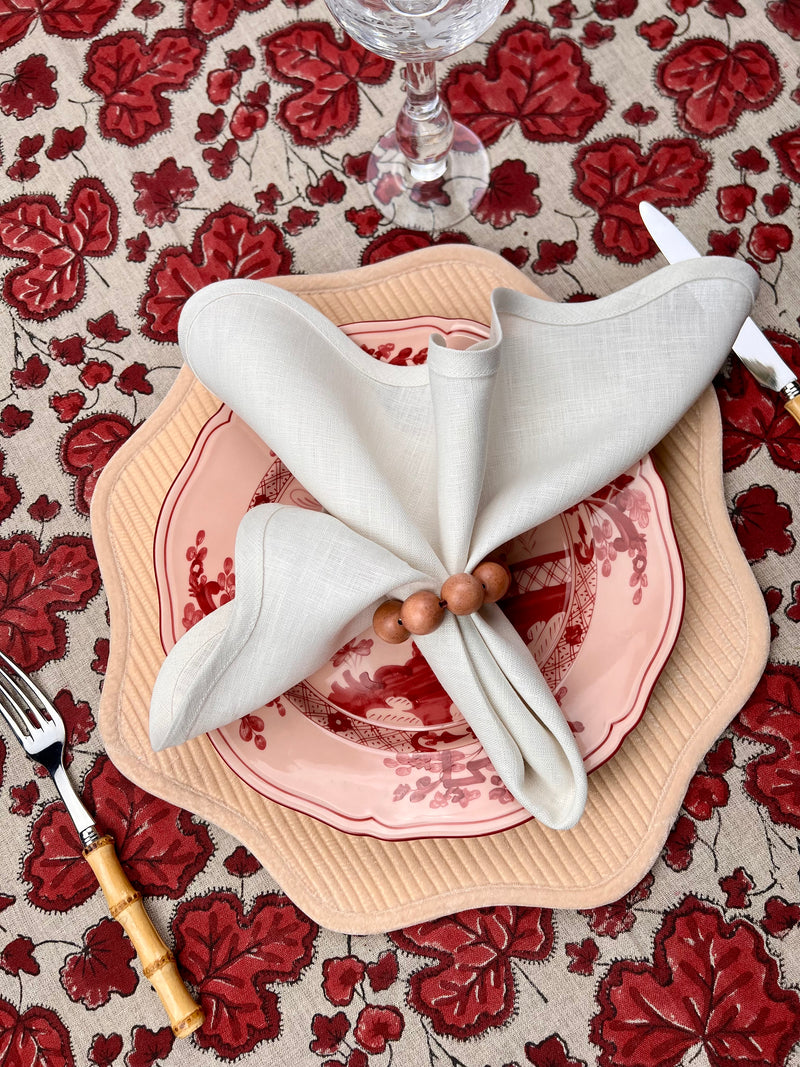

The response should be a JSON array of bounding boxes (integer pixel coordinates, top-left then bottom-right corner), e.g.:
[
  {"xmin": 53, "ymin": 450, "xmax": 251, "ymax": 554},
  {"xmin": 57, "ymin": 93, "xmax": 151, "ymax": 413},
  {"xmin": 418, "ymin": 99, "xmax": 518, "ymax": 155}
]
[{"xmin": 154, "ymin": 316, "xmax": 684, "ymax": 840}]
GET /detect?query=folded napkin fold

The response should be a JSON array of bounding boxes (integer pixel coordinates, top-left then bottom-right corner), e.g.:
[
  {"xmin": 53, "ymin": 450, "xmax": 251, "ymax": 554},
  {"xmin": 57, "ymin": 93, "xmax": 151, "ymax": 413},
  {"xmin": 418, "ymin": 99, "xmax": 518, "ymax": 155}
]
[{"xmin": 150, "ymin": 257, "xmax": 758, "ymax": 830}]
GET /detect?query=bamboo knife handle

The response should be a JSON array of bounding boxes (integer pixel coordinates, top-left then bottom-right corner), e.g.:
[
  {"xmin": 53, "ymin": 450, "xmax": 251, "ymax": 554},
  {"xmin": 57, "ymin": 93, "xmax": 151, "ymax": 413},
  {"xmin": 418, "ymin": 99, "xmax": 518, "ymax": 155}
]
[
  {"xmin": 82, "ymin": 835, "xmax": 204, "ymax": 1038},
  {"xmin": 784, "ymin": 395, "xmax": 800, "ymax": 427}
]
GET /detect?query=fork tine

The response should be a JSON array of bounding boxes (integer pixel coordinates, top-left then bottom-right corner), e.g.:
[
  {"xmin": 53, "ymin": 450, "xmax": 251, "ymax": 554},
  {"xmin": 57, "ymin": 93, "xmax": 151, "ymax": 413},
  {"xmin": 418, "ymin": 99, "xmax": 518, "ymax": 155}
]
[
  {"xmin": 0, "ymin": 682, "xmax": 29, "ymax": 743},
  {"xmin": 0, "ymin": 651, "xmax": 53, "ymax": 731}
]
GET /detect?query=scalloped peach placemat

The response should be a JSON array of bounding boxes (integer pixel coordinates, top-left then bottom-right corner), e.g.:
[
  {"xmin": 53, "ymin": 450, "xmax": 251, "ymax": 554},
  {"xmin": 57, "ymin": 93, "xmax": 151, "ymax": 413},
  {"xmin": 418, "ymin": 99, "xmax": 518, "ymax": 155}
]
[{"xmin": 91, "ymin": 245, "xmax": 769, "ymax": 933}]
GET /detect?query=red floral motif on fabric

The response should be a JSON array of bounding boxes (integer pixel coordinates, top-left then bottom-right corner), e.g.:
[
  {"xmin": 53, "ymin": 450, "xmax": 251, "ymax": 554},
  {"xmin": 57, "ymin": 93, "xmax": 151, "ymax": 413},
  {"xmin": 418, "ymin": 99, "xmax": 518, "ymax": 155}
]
[
  {"xmin": 261, "ymin": 21, "xmax": 393, "ymax": 146},
  {"xmin": 84, "ymin": 30, "xmax": 205, "ymax": 147},
  {"xmin": 730, "ymin": 484, "xmax": 794, "ymax": 562},
  {"xmin": 172, "ymin": 891, "xmax": 317, "ymax": 1058},
  {"xmin": 0, "ymin": 53, "xmax": 57, "ymax": 119},
  {"xmin": 60, "ymin": 917, "xmax": 138, "ymax": 1008},
  {"xmin": 132, "ymin": 157, "xmax": 198, "ymax": 227},
  {"xmin": 139, "ymin": 204, "xmax": 291, "ymax": 342},
  {"xmin": 656, "ymin": 37, "xmax": 782, "ymax": 138},
  {"xmin": 24, "ymin": 755, "xmax": 213, "ymax": 910},
  {"xmin": 442, "ymin": 20, "xmax": 608, "ymax": 148},
  {"xmin": 391, "ymin": 906, "xmax": 553, "ymax": 1037},
  {"xmin": 525, "ymin": 1033, "xmax": 587, "ymax": 1067},
  {"xmin": 361, "ymin": 228, "xmax": 470, "ymax": 265},
  {"xmin": 0, "ymin": 532, "xmax": 99, "ymax": 671},
  {"xmin": 0, "ymin": 0, "xmax": 121, "ymax": 53},
  {"xmin": 716, "ymin": 351, "xmax": 800, "ymax": 471},
  {"xmin": 59, "ymin": 412, "xmax": 135, "ymax": 514},
  {"xmin": 766, "ymin": 0, "xmax": 800, "ymax": 39},
  {"xmin": 0, "ymin": 997, "xmax": 74, "ymax": 1066},
  {"xmin": 185, "ymin": 0, "xmax": 271, "ymax": 38},
  {"xmin": 590, "ymin": 895, "xmax": 800, "ymax": 1067},
  {"xmin": 0, "ymin": 453, "xmax": 20, "ymax": 523},
  {"xmin": 0, "ymin": 178, "xmax": 118, "ymax": 321},
  {"xmin": 473, "ymin": 158, "xmax": 541, "ymax": 228},
  {"xmin": 572, "ymin": 136, "xmax": 711, "ymax": 262},
  {"xmin": 579, "ymin": 873, "xmax": 654, "ymax": 937},
  {"xmin": 732, "ymin": 664, "xmax": 800, "ymax": 828}
]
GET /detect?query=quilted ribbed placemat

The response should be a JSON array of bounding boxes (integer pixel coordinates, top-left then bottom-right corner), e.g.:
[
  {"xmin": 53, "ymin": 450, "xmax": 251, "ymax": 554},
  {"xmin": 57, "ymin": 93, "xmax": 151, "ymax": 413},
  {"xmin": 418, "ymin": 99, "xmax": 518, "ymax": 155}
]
[{"xmin": 91, "ymin": 245, "xmax": 769, "ymax": 933}]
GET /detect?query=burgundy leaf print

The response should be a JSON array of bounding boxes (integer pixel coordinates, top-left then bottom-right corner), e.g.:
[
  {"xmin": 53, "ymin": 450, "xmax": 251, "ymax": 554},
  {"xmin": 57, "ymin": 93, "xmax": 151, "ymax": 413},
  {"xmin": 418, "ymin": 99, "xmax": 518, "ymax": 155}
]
[
  {"xmin": 572, "ymin": 136, "xmax": 711, "ymax": 262},
  {"xmin": 0, "ymin": 53, "xmax": 57, "ymax": 119},
  {"xmin": 442, "ymin": 20, "xmax": 608, "ymax": 148},
  {"xmin": 185, "ymin": 0, "xmax": 271, "ymax": 38},
  {"xmin": 762, "ymin": 897, "xmax": 800, "ymax": 938},
  {"xmin": 361, "ymin": 228, "xmax": 470, "ymax": 265},
  {"xmin": 473, "ymin": 158, "xmax": 541, "ymax": 228},
  {"xmin": 579, "ymin": 874, "xmax": 654, "ymax": 937},
  {"xmin": 126, "ymin": 1025, "xmax": 173, "ymax": 1067},
  {"xmin": 310, "ymin": 1011, "xmax": 349, "ymax": 1055},
  {"xmin": 730, "ymin": 484, "xmax": 794, "ymax": 562},
  {"xmin": 60, "ymin": 412, "xmax": 135, "ymax": 515},
  {"xmin": 25, "ymin": 755, "xmax": 213, "ymax": 910},
  {"xmin": 47, "ymin": 125, "xmax": 86, "ymax": 161},
  {"xmin": 323, "ymin": 956, "xmax": 366, "ymax": 1006},
  {"xmin": 391, "ymin": 906, "xmax": 553, "ymax": 1036},
  {"xmin": 262, "ymin": 21, "xmax": 393, "ymax": 146},
  {"xmin": 732, "ymin": 664, "xmax": 800, "ymax": 828},
  {"xmin": 0, "ymin": 533, "xmax": 100, "ymax": 671},
  {"xmin": 565, "ymin": 938, "xmax": 599, "ymax": 976},
  {"xmin": 0, "ymin": 936, "xmax": 38, "ymax": 977},
  {"xmin": 717, "ymin": 354, "xmax": 800, "ymax": 471},
  {"xmin": 353, "ymin": 1005, "xmax": 404, "ymax": 1054},
  {"xmin": 0, "ymin": 0, "xmax": 121, "ymax": 53},
  {"xmin": 590, "ymin": 896, "xmax": 800, "ymax": 1067},
  {"xmin": 0, "ymin": 998, "xmax": 74, "ymax": 1066},
  {"xmin": 719, "ymin": 868, "xmax": 754, "ymax": 908},
  {"xmin": 766, "ymin": 0, "xmax": 800, "ymax": 39},
  {"xmin": 525, "ymin": 1033, "xmax": 588, "ymax": 1067},
  {"xmin": 88, "ymin": 1033, "xmax": 123, "ymax": 1066},
  {"xmin": 60, "ymin": 917, "xmax": 138, "ymax": 1007},
  {"xmin": 139, "ymin": 204, "xmax": 292, "ymax": 343},
  {"xmin": 657, "ymin": 37, "xmax": 782, "ymax": 138},
  {"xmin": 172, "ymin": 891, "xmax": 317, "ymax": 1057},
  {"xmin": 0, "ymin": 454, "xmax": 20, "ymax": 523},
  {"xmin": 0, "ymin": 178, "xmax": 118, "ymax": 321},
  {"xmin": 84, "ymin": 30, "xmax": 205, "ymax": 147},
  {"xmin": 132, "ymin": 157, "xmax": 198, "ymax": 227},
  {"xmin": 223, "ymin": 844, "xmax": 261, "ymax": 878}
]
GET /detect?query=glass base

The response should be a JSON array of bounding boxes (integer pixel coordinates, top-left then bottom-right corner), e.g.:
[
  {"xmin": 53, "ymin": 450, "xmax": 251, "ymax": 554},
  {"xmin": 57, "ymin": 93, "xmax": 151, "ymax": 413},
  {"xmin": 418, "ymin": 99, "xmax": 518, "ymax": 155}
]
[{"xmin": 366, "ymin": 122, "xmax": 490, "ymax": 231}]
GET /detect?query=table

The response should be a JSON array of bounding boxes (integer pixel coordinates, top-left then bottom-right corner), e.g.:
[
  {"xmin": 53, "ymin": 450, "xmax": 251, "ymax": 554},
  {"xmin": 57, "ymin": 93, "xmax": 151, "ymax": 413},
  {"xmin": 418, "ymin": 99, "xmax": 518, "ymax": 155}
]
[{"xmin": 0, "ymin": 2, "xmax": 799, "ymax": 1064}]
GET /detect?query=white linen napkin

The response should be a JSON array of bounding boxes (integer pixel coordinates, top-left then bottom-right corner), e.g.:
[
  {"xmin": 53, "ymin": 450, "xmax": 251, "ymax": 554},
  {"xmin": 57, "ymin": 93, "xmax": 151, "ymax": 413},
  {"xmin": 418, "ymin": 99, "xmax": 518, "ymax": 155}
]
[{"xmin": 150, "ymin": 257, "xmax": 758, "ymax": 830}]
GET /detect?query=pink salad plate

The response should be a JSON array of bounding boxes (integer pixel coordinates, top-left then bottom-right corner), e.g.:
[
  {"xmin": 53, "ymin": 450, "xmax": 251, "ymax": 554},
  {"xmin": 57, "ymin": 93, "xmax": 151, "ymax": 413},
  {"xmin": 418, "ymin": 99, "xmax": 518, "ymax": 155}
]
[{"xmin": 154, "ymin": 316, "xmax": 684, "ymax": 841}]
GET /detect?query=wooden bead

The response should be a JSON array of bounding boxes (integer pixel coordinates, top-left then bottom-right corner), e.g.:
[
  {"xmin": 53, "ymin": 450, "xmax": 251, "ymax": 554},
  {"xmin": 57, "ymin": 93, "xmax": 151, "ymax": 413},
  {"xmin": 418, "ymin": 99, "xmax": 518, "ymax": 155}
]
[
  {"xmin": 400, "ymin": 590, "xmax": 445, "ymax": 635},
  {"xmin": 440, "ymin": 572, "xmax": 484, "ymax": 616},
  {"xmin": 372, "ymin": 599, "xmax": 410, "ymax": 644},
  {"xmin": 472, "ymin": 560, "xmax": 511, "ymax": 603}
]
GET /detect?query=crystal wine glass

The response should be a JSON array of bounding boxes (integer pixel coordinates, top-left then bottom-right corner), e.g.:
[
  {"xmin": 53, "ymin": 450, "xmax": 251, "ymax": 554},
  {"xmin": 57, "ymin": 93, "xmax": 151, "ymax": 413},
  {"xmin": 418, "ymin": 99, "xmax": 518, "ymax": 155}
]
[{"xmin": 322, "ymin": 0, "xmax": 507, "ymax": 230}]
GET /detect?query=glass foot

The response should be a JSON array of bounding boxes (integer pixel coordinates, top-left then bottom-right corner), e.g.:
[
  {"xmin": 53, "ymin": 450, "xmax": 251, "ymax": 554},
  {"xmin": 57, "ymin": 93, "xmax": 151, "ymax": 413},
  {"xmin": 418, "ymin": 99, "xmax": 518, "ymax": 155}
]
[{"xmin": 366, "ymin": 122, "xmax": 490, "ymax": 231}]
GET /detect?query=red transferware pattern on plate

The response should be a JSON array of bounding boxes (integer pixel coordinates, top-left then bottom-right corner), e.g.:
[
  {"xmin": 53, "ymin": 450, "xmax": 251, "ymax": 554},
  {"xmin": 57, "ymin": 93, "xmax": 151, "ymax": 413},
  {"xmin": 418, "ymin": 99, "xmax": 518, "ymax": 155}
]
[{"xmin": 154, "ymin": 317, "xmax": 684, "ymax": 840}]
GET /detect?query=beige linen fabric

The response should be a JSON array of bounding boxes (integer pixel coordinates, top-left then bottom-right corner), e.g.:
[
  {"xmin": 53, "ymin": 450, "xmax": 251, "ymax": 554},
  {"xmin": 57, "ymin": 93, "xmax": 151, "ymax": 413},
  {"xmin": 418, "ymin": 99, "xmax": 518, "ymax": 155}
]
[{"xmin": 150, "ymin": 256, "xmax": 757, "ymax": 830}]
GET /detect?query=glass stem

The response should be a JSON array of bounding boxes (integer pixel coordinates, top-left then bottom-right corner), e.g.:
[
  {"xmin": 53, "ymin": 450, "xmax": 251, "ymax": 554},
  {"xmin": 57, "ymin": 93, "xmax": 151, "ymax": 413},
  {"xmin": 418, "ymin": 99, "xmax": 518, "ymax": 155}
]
[{"xmin": 395, "ymin": 60, "xmax": 454, "ymax": 182}]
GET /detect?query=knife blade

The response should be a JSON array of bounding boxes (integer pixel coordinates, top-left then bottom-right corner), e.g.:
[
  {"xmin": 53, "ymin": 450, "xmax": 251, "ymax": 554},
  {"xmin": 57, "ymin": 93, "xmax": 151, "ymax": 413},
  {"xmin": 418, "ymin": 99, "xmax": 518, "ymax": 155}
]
[{"xmin": 639, "ymin": 202, "xmax": 800, "ymax": 427}]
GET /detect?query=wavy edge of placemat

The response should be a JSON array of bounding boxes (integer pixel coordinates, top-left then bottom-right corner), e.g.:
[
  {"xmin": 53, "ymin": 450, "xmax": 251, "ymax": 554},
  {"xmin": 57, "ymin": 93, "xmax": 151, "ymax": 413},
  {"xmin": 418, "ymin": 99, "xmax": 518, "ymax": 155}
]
[{"xmin": 91, "ymin": 244, "xmax": 769, "ymax": 933}]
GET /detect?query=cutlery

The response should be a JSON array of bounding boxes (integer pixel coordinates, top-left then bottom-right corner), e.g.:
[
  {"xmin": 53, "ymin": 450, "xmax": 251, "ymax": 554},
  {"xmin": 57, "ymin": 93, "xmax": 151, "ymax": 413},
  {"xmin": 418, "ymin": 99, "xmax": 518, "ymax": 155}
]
[
  {"xmin": 0, "ymin": 650, "xmax": 205, "ymax": 1038},
  {"xmin": 639, "ymin": 201, "xmax": 800, "ymax": 428}
]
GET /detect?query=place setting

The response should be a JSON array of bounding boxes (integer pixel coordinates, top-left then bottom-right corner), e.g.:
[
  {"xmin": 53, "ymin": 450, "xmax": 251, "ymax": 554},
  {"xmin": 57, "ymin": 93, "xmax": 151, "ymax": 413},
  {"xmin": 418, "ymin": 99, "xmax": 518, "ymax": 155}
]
[{"xmin": 91, "ymin": 231, "xmax": 769, "ymax": 933}]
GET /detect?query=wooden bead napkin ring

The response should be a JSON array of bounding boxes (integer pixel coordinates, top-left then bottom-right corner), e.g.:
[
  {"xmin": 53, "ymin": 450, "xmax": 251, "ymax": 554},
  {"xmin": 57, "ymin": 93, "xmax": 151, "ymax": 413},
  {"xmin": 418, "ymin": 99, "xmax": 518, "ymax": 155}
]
[{"xmin": 373, "ymin": 560, "xmax": 511, "ymax": 644}]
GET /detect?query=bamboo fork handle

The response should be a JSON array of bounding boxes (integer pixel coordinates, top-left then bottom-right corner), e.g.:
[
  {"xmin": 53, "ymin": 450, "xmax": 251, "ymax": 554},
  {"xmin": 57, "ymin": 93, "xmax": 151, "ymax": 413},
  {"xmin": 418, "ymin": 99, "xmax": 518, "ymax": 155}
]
[
  {"xmin": 83, "ymin": 835, "xmax": 205, "ymax": 1038},
  {"xmin": 784, "ymin": 395, "xmax": 800, "ymax": 427}
]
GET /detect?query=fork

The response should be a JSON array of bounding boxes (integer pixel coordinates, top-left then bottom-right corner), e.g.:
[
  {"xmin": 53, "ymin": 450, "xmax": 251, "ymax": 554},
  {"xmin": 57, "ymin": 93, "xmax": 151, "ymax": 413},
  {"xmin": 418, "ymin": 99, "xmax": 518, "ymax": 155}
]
[{"xmin": 0, "ymin": 649, "xmax": 205, "ymax": 1038}]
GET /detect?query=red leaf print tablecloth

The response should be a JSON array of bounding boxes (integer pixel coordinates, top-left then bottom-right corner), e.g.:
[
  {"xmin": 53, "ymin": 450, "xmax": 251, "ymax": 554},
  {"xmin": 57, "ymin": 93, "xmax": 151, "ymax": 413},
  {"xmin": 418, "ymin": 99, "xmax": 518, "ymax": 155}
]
[{"xmin": 0, "ymin": 1, "xmax": 799, "ymax": 1063}]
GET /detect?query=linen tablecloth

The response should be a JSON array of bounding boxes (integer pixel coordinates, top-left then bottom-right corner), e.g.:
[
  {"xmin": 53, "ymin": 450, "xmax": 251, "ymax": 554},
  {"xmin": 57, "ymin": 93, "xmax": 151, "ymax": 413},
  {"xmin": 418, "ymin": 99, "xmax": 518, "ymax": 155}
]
[{"xmin": 0, "ymin": 2, "xmax": 798, "ymax": 1064}]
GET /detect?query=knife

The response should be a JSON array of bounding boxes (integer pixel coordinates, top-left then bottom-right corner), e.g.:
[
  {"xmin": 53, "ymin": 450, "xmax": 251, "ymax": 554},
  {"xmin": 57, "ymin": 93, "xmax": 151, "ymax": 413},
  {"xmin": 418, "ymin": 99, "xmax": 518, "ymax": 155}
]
[{"xmin": 639, "ymin": 202, "xmax": 800, "ymax": 427}]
